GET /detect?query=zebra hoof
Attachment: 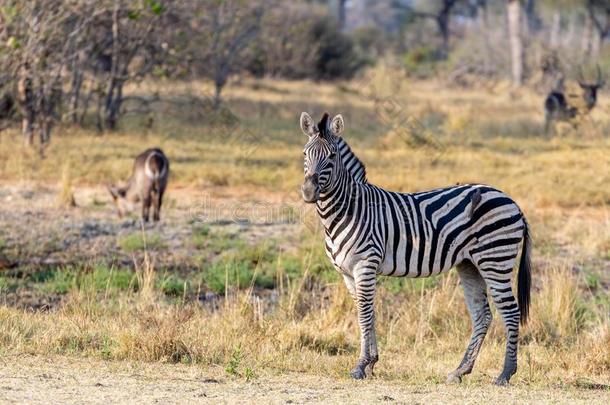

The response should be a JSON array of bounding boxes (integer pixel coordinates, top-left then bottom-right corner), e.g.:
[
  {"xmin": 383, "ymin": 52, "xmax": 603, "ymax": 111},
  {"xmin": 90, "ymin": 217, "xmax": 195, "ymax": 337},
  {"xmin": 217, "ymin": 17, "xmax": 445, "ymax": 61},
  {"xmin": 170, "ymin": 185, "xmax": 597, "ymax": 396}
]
[
  {"xmin": 350, "ymin": 367, "xmax": 366, "ymax": 380},
  {"xmin": 494, "ymin": 376, "xmax": 510, "ymax": 386},
  {"xmin": 446, "ymin": 373, "xmax": 462, "ymax": 384},
  {"xmin": 364, "ymin": 355, "xmax": 378, "ymax": 377}
]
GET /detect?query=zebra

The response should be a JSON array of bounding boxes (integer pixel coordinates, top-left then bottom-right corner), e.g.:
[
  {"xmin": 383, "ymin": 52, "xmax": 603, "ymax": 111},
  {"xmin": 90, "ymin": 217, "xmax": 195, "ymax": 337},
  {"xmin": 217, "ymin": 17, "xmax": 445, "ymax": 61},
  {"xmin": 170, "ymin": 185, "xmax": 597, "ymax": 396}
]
[{"xmin": 299, "ymin": 112, "xmax": 531, "ymax": 385}]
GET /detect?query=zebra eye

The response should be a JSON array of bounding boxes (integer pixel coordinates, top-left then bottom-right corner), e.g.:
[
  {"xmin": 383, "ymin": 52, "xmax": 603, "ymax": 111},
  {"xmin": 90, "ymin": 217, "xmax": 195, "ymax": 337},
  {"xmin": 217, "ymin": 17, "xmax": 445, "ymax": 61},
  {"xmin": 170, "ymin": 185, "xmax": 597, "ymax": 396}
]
[{"xmin": 328, "ymin": 152, "xmax": 336, "ymax": 159}]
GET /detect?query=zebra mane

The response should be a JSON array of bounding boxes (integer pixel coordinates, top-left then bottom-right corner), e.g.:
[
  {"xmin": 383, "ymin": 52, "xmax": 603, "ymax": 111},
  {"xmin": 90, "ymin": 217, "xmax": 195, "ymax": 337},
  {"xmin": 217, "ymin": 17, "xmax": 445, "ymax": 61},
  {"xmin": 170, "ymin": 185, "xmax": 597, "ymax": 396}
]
[{"xmin": 336, "ymin": 137, "xmax": 367, "ymax": 184}]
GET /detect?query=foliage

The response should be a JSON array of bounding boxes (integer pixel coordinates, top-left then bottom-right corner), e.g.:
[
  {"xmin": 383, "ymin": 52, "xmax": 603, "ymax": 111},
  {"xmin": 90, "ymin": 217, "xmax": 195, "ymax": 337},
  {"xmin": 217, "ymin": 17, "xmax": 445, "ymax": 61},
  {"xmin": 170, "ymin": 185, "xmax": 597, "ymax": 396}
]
[
  {"xmin": 118, "ymin": 232, "xmax": 163, "ymax": 253},
  {"xmin": 402, "ymin": 46, "xmax": 441, "ymax": 78},
  {"xmin": 249, "ymin": 4, "xmax": 366, "ymax": 80}
]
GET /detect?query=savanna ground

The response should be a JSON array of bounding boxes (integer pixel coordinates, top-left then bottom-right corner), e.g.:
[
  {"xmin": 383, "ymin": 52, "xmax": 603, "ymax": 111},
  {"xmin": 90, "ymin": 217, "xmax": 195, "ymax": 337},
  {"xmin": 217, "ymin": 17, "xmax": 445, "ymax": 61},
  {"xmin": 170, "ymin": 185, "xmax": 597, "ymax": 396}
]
[{"xmin": 0, "ymin": 67, "xmax": 609, "ymax": 403}]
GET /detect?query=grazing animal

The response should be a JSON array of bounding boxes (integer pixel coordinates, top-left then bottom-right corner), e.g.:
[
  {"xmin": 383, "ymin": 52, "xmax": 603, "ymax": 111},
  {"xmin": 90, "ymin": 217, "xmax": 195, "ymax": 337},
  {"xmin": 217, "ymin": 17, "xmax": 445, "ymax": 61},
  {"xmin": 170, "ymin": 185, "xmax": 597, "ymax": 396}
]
[
  {"xmin": 299, "ymin": 112, "xmax": 531, "ymax": 385},
  {"xmin": 544, "ymin": 66, "xmax": 605, "ymax": 134},
  {"xmin": 108, "ymin": 148, "xmax": 169, "ymax": 222}
]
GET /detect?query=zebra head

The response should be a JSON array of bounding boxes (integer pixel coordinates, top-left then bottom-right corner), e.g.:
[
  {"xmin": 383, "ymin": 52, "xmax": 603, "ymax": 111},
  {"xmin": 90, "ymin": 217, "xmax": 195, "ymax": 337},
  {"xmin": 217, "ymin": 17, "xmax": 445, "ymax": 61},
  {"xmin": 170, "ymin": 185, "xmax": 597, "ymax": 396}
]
[{"xmin": 299, "ymin": 112, "xmax": 345, "ymax": 203}]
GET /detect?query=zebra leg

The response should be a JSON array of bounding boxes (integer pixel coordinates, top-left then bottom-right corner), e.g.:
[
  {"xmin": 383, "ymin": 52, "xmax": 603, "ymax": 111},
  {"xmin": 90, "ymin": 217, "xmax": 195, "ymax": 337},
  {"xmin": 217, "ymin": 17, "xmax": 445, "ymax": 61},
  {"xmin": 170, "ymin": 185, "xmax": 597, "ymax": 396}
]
[
  {"xmin": 447, "ymin": 262, "xmax": 492, "ymax": 384},
  {"xmin": 350, "ymin": 262, "xmax": 378, "ymax": 380},
  {"xmin": 481, "ymin": 270, "xmax": 521, "ymax": 385},
  {"xmin": 366, "ymin": 314, "xmax": 379, "ymax": 376},
  {"xmin": 341, "ymin": 273, "xmax": 357, "ymax": 300},
  {"xmin": 343, "ymin": 272, "xmax": 378, "ymax": 377}
]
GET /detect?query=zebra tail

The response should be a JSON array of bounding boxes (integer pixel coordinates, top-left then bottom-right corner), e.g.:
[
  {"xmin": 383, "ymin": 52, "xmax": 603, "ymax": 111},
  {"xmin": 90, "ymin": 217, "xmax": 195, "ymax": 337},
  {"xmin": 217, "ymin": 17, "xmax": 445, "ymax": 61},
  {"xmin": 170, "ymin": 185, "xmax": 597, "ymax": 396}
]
[{"xmin": 518, "ymin": 217, "xmax": 532, "ymax": 326}]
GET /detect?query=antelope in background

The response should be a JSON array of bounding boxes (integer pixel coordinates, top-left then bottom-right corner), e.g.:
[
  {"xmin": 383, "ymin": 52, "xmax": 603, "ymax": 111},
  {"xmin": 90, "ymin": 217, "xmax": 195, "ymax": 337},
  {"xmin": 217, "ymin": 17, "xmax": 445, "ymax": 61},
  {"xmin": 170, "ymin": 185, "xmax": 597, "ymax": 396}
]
[
  {"xmin": 544, "ymin": 65, "xmax": 606, "ymax": 134},
  {"xmin": 108, "ymin": 148, "xmax": 169, "ymax": 222}
]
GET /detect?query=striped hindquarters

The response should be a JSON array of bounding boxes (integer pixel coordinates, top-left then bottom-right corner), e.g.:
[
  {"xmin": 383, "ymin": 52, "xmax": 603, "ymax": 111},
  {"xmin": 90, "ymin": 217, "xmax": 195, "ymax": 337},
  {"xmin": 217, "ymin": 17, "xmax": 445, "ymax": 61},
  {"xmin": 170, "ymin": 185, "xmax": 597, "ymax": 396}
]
[{"xmin": 378, "ymin": 184, "xmax": 526, "ymax": 279}]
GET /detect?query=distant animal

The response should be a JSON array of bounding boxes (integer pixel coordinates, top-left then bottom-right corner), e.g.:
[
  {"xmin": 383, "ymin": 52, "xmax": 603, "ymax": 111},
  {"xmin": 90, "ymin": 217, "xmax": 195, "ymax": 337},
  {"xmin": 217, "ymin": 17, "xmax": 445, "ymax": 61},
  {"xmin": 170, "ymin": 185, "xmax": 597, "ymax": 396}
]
[
  {"xmin": 544, "ymin": 65, "xmax": 605, "ymax": 134},
  {"xmin": 108, "ymin": 148, "xmax": 169, "ymax": 222},
  {"xmin": 0, "ymin": 92, "xmax": 15, "ymax": 121},
  {"xmin": 299, "ymin": 112, "xmax": 531, "ymax": 385}
]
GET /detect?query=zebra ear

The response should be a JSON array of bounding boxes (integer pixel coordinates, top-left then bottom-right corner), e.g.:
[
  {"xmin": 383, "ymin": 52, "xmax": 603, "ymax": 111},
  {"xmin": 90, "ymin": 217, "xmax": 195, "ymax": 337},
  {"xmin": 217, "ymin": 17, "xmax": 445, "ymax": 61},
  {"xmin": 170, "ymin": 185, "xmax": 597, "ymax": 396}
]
[
  {"xmin": 330, "ymin": 114, "xmax": 344, "ymax": 136},
  {"xmin": 300, "ymin": 112, "xmax": 315, "ymax": 137}
]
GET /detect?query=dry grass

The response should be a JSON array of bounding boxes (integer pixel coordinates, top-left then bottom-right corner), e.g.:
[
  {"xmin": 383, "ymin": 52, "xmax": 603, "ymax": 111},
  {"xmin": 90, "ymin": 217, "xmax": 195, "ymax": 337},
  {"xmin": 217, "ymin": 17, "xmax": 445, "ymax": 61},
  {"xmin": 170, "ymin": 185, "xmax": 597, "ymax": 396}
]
[
  {"xmin": 0, "ymin": 261, "xmax": 607, "ymax": 388},
  {"xmin": 0, "ymin": 66, "xmax": 609, "ymax": 391},
  {"xmin": 56, "ymin": 161, "xmax": 77, "ymax": 208}
]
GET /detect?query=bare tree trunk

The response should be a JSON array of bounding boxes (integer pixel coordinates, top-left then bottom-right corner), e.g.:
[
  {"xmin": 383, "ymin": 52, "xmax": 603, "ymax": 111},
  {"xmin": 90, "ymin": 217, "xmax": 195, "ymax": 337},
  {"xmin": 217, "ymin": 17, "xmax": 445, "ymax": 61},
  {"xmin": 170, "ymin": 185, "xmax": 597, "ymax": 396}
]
[
  {"xmin": 213, "ymin": 79, "xmax": 223, "ymax": 109},
  {"xmin": 508, "ymin": 0, "xmax": 523, "ymax": 87},
  {"xmin": 338, "ymin": 0, "xmax": 346, "ymax": 30},
  {"xmin": 436, "ymin": 0, "xmax": 457, "ymax": 59},
  {"xmin": 69, "ymin": 68, "xmax": 84, "ymax": 124},
  {"xmin": 564, "ymin": 14, "xmax": 576, "ymax": 48},
  {"xmin": 524, "ymin": 0, "xmax": 540, "ymax": 34},
  {"xmin": 477, "ymin": 1, "xmax": 488, "ymax": 33},
  {"xmin": 550, "ymin": 11, "xmax": 561, "ymax": 49},
  {"xmin": 79, "ymin": 78, "xmax": 95, "ymax": 126},
  {"xmin": 476, "ymin": 1, "xmax": 491, "ymax": 71},
  {"xmin": 38, "ymin": 115, "xmax": 52, "ymax": 157},
  {"xmin": 587, "ymin": 1, "xmax": 610, "ymax": 60},
  {"xmin": 582, "ymin": 14, "xmax": 593, "ymax": 60},
  {"xmin": 17, "ymin": 66, "xmax": 35, "ymax": 147},
  {"xmin": 591, "ymin": 32, "xmax": 601, "ymax": 61},
  {"xmin": 105, "ymin": 81, "xmax": 123, "ymax": 130},
  {"xmin": 437, "ymin": 14, "xmax": 450, "ymax": 58},
  {"xmin": 22, "ymin": 115, "xmax": 34, "ymax": 147},
  {"xmin": 104, "ymin": 1, "xmax": 121, "ymax": 130},
  {"xmin": 96, "ymin": 87, "xmax": 104, "ymax": 133}
]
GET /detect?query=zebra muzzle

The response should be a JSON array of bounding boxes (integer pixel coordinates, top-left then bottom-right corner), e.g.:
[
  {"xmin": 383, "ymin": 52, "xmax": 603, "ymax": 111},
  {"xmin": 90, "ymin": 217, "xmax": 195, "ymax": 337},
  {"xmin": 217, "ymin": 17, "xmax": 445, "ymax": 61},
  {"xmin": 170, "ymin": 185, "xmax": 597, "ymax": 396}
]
[{"xmin": 301, "ymin": 174, "xmax": 320, "ymax": 203}]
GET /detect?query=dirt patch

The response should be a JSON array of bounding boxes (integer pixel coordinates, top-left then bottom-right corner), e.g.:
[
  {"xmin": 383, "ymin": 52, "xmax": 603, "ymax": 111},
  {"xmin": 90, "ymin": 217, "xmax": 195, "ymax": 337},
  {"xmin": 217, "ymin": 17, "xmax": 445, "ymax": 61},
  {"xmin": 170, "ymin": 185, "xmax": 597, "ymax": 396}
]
[{"xmin": 0, "ymin": 355, "xmax": 607, "ymax": 404}]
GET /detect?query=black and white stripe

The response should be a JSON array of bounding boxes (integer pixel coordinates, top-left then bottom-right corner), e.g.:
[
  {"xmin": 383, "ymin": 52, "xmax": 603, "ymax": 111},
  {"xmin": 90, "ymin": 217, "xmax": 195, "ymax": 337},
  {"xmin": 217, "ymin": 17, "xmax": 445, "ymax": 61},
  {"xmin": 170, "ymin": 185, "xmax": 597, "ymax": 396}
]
[{"xmin": 299, "ymin": 112, "xmax": 531, "ymax": 385}]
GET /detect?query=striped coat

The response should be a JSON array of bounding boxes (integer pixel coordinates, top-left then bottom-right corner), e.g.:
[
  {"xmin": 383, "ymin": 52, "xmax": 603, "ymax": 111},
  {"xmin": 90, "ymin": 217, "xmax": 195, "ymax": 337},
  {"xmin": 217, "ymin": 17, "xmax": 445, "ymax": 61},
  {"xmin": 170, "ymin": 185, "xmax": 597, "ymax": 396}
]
[{"xmin": 300, "ymin": 112, "xmax": 531, "ymax": 385}]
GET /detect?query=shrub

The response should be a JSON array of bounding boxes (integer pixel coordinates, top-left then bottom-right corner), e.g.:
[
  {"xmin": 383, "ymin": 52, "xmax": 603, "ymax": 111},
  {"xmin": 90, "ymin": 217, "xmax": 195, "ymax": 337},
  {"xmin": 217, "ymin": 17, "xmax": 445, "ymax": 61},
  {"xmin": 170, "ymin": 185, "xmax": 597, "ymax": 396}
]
[
  {"xmin": 403, "ymin": 46, "xmax": 441, "ymax": 79},
  {"xmin": 309, "ymin": 17, "xmax": 365, "ymax": 80},
  {"xmin": 248, "ymin": 5, "xmax": 365, "ymax": 80}
]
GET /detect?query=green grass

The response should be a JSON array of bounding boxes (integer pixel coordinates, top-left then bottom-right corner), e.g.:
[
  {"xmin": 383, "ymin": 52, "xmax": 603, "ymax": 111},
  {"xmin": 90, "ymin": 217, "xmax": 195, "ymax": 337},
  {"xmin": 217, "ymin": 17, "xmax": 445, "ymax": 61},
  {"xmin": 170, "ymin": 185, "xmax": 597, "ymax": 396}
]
[
  {"xmin": 0, "ymin": 276, "xmax": 13, "ymax": 292},
  {"xmin": 118, "ymin": 232, "xmax": 163, "ymax": 253},
  {"xmin": 80, "ymin": 265, "xmax": 136, "ymax": 294},
  {"xmin": 158, "ymin": 275, "xmax": 188, "ymax": 297},
  {"xmin": 379, "ymin": 275, "xmax": 441, "ymax": 294},
  {"xmin": 36, "ymin": 269, "xmax": 74, "ymax": 295},
  {"xmin": 202, "ymin": 259, "xmax": 273, "ymax": 295},
  {"xmin": 2, "ymin": 231, "xmax": 330, "ymax": 300},
  {"xmin": 1, "ymin": 233, "xmax": 335, "ymax": 299},
  {"xmin": 191, "ymin": 225, "xmax": 243, "ymax": 253},
  {"xmin": 24, "ymin": 265, "xmax": 137, "ymax": 296}
]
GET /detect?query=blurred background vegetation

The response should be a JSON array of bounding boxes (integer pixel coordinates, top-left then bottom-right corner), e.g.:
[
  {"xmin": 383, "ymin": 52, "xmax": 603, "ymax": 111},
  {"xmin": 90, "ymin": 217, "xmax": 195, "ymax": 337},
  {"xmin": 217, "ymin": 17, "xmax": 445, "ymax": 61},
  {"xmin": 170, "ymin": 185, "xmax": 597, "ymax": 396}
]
[{"xmin": 1, "ymin": 0, "xmax": 609, "ymax": 154}]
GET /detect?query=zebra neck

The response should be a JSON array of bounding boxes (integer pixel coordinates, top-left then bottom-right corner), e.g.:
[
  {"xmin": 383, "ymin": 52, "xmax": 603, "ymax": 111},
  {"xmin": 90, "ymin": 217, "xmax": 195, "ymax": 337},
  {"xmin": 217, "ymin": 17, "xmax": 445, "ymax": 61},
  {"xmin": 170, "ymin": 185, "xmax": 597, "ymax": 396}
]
[
  {"xmin": 336, "ymin": 137, "xmax": 367, "ymax": 184},
  {"xmin": 316, "ymin": 169, "xmax": 365, "ymax": 230},
  {"xmin": 314, "ymin": 137, "xmax": 368, "ymax": 229}
]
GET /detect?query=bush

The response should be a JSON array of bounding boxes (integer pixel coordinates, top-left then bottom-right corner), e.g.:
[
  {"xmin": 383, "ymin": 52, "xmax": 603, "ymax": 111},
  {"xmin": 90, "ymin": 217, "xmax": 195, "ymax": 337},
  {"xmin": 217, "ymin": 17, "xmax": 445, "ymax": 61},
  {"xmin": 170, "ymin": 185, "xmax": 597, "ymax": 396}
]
[
  {"xmin": 248, "ymin": 5, "xmax": 365, "ymax": 80},
  {"xmin": 309, "ymin": 17, "xmax": 365, "ymax": 80},
  {"xmin": 402, "ymin": 46, "xmax": 441, "ymax": 79}
]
